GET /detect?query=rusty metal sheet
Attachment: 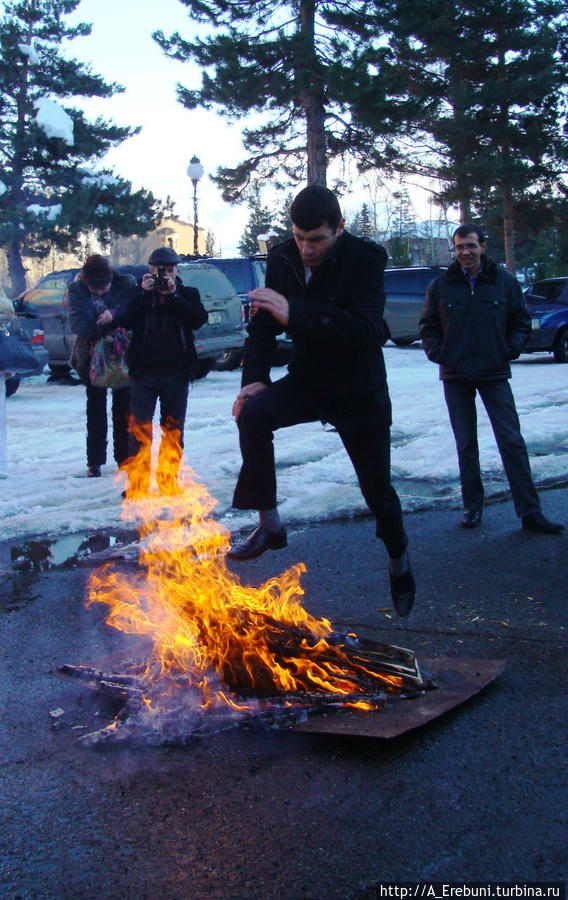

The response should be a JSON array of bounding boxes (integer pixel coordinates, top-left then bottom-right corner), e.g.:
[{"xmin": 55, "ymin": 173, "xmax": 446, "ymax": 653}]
[{"xmin": 291, "ymin": 657, "xmax": 505, "ymax": 739}]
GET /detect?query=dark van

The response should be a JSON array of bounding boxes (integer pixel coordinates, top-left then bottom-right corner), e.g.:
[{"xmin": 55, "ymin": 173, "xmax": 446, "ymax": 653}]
[{"xmin": 383, "ymin": 266, "xmax": 445, "ymax": 345}]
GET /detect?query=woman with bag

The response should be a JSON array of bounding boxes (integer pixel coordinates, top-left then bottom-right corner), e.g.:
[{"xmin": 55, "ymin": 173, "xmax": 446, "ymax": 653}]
[{"xmin": 67, "ymin": 255, "xmax": 135, "ymax": 477}]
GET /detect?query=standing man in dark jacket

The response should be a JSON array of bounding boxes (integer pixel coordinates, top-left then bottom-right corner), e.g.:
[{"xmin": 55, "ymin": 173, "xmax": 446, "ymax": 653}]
[
  {"xmin": 99, "ymin": 247, "xmax": 208, "ymax": 495},
  {"xmin": 68, "ymin": 255, "xmax": 135, "ymax": 478},
  {"xmin": 227, "ymin": 185, "xmax": 415, "ymax": 617},
  {"xmin": 419, "ymin": 223, "xmax": 563, "ymax": 534}
]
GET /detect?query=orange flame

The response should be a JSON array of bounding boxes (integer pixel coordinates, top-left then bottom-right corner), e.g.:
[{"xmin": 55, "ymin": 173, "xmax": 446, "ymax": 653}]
[{"xmin": 88, "ymin": 426, "xmax": 402, "ymax": 713}]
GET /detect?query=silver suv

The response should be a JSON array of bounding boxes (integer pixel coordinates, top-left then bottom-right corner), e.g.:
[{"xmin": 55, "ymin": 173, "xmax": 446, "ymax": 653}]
[{"xmin": 14, "ymin": 263, "xmax": 245, "ymax": 378}]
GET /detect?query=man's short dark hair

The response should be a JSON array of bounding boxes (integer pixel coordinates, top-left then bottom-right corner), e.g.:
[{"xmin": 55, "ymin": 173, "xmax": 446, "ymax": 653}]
[
  {"xmin": 453, "ymin": 223, "xmax": 485, "ymax": 244},
  {"xmin": 290, "ymin": 185, "xmax": 343, "ymax": 232}
]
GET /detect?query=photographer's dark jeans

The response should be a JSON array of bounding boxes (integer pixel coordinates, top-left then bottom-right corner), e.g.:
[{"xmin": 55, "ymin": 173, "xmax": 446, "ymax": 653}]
[
  {"xmin": 128, "ymin": 374, "xmax": 189, "ymax": 490},
  {"xmin": 85, "ymin": 383, "xmax": 130, "ymax": 467}
]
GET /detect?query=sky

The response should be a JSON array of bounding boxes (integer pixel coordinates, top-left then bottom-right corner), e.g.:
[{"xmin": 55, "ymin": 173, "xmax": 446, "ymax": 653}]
[
  {"xmin": 57, "ymin": 0, "xmax": 252, "ymax": 254},
  {"xmin": 50, "ymin": 0, "xmax": 434, "ymax": 256},
  {"xmin": 2, "ymin": 346, "xmax": 567, "ymax": 553}
]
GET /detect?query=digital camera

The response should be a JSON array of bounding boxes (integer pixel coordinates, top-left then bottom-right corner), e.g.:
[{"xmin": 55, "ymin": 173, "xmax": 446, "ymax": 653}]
[{"xmin": 153, "ymin": 266, "xmax": 170, "ymax": 292}]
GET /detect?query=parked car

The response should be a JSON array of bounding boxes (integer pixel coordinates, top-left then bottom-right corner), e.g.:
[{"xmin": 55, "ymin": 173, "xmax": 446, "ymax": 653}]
[
  {"xmin": 206, "ymin": 259, "xmax": 445, "ymax": 361},
  {"xmin": 523, "ymin": 277, "xmax": 568, "ymax": 363},
  {"xmin": 383, "ymin": 266, "xmax": 445, "ymax": 345},
  {"xmin": 14, "ymin": 262, "xmax": 245, "ymax": 378},
  {"xmin": 3, "ymin": 283, "xmax": 48, "ymax": 397},
  {"xmin": 176, "ymin": 261, "xmax": 245, "ymax": 375},
  {"xmin": 205, "ymin": 256, "xmax": 294, "ymax": 369}
]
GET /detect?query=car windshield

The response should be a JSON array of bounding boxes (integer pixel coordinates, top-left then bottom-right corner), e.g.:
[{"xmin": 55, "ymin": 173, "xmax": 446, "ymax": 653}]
[
  {"xmin": 529, "ymin": 281, "xmax": 568, "ymax": 305},
  {"xmin": 177, "ymin": 265, "xmax": 238, "ymax": 301}
]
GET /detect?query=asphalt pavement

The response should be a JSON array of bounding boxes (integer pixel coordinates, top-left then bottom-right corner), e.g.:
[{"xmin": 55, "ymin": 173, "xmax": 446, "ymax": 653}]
[{"xmin": 0, "ymin": 487, "xmax": 566, "ymax": 899}]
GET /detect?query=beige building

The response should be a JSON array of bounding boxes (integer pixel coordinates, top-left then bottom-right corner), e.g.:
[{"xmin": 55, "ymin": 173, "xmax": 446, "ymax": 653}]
[
  {"xmin": 0, "ymin": 216, "xmax": 205, "ymax": 294},
  {"xmin": 107, "ymin": 216, "xmax": 206, "ymax": 267}
]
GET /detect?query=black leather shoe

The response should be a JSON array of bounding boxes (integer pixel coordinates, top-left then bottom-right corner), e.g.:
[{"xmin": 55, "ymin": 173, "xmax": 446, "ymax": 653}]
[
  {"xmin": 461, "ymin": 509, "xmax": 482, "ymax": 528},
  {"xmin": 522, "ymin": 512, "xmax": 564, "ymax": 534},
  {"xmin": 227, "ymin": 526, "xmax": 287, "ymax": 561},
  {"xmin": 389, "ymin": 567, "xmax": 416, "ymax": 617},
  {"xmin": 87, "ymin": 465, "xmax": 101, "ymax": 478}
]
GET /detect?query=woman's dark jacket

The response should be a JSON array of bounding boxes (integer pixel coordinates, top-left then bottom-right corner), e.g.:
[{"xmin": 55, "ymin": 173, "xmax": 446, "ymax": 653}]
[
  {"xmin": 67, "ymin": 271, "xmax": 136, "ymax": 382},
  {"xmin": 114, "ymin": 277, "xmax": 208, "ymax": 381},
  {"xmin": 242, "ymin": 231, "xmax": 391, "ymax": 425},
  {"xmin": 418, "ymin": 257, "xmax": 531, "ymax": 381}
]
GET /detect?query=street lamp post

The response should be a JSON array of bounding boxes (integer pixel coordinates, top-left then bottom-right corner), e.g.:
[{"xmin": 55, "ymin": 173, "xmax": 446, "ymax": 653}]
[{"xmin": 187, "ymin": 155, "xmax": 205, "ymax": 256}]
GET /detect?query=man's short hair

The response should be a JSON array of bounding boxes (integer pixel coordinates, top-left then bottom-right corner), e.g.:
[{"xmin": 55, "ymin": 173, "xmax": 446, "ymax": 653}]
[
  {"xmin": 453, "ymin": 223, "xmax": 485, "ymax": 244},
  {"xmin": 290, "ymin": 185, "xmax": 343, "ymax": 232}
]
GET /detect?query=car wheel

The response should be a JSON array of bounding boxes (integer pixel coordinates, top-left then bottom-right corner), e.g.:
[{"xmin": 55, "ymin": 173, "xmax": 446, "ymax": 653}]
[
  {"xmin": 5, "ymin": 375, "xmax": 20, "ymax": 397},
  {"xmin": 553, "ymin": 329, "xmax": 568, "ymax": 364},
  {"xmin": 213, "ymin": 349, "xmax": 243, "ymax": 371}
]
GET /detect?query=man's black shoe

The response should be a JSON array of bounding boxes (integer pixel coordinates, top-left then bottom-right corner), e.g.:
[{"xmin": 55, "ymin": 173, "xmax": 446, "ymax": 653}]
[
  {"xmin": 389, "ymin": 567, "xmax": 416, "ymax": 618},
  {"xmin": 461, "ymin": 509, "xmax": 482, "ymax": 528},
  {"xmin": 87, "ymin": 465, "xmax": 101, "ymax": 478},
  {"xmin": 227, "ymin": 526, "xmax": 287, "ymax": 561},
  {"xmin": 522, "ymin": 512, "xmax": 564, "ymax": 534}
]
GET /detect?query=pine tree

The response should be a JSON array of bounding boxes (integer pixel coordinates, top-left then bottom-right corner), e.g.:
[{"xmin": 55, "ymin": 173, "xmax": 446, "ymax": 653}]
[
  {"xmin": 154, "ymin": 1, "xmax": 411, "ymax": 200},
  {"xmin": 205, "ymin": 229, "xmax": 217, "ymax": 256},
  {"xmin": 364, "ymin": 0, "xmax": 568, "ymax": 272},
  {"xmin": 359, "ymin": 203, "xmax": 373, "ymax": 240},
  {"xmin": 237, "ymin": 189, "xmax": 275, "ymax": 256},
  {"xmin": 0, "ymin": 0, "xmax": 163, "ymax": 295},
  {"xmin": 349, "ymin": 211, "xmax": 363, "ymax": 237},
  {"xmin": 388, "ymin": 187, "xmax": 416, "ymax": 266},
  {"xmin": 272, "ymin": 193, "xmax": 295, "ymax": 244}
]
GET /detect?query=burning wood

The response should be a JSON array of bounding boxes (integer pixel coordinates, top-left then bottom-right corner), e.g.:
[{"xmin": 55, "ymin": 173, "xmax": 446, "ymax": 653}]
[
  {"xmin": 57, "ymin": 627, "xmax": 433, "ymax": 746},
  {"xmin": 61, "ymin": 435, "xmax": 438, "ymax": 746}
]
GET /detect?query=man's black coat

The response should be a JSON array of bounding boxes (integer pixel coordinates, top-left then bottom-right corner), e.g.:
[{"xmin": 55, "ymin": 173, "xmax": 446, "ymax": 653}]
[
  {"xmin": 242, "ymin": 231, "xmax": 391, "ymax": 426},
  {"xmin": 419, "ymin": 257, "xmax": 531, "ymax": 381}
]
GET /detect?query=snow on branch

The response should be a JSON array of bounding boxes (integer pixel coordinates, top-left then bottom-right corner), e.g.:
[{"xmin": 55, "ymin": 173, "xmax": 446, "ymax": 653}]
[
  {"xmin": 27, "ymin": 203, "xmax": 63, "ymax": 221},
  {"xmin": 34, "ymin": 98, "xmax": 74, "ymax": 146},
  {"xmin": 18, "ymin": 43, "xmax": 40, "ymax": 65}
]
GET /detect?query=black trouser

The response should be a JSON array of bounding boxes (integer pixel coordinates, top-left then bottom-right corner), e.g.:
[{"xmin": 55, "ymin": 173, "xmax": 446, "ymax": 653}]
[
  {"xmin": 443, "ymin": 378, "xmax": 541, "ymax": 518},
  {"xmin": 85, "ymin": 383, "xmax": 130, "ymax": 467},
  {"xmin": 128, "ymin": 374, "xmax": 189, "ymax": 490},
  {"xmin": 232, "ymin": 374, "xmax": 408, "ymax": 559}
]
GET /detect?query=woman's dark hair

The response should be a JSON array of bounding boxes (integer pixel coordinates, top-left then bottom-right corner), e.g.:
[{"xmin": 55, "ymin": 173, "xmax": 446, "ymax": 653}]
[
  {"xmin": 81, "ymin": 254, "xmax": 112, "ymax": 289},
  {"xmin": 453, "ymin": 223, "xmax": 485, "ymax": 244},
  {"xmin": 290, "ymin": 185, "xmax": 343, "ymax": 232}
]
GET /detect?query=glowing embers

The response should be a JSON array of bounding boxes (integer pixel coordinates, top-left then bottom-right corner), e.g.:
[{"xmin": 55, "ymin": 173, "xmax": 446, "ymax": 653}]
[{"xmin": 58, "ymin": 632, "xmax": 430, "ymax": 747}]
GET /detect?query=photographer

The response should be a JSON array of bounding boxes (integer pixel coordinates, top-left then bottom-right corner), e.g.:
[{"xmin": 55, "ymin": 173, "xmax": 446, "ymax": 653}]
[{"xmin": 98, "ymin": 247, "xmax": 207, "ymax": 495}]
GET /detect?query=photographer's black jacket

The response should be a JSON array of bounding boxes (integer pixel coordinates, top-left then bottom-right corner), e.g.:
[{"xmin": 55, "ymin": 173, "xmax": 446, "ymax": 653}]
[
  {"xmin": 115, "ymin": 277, "xmax": 208, "ymax": 380},
  {"xmin": 242, "ymin": 231, "xmax": 391, "ymax": 425},
  {"xmin": 419, "ymin": 257, "xmax": 531, "ymax": 381}
]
